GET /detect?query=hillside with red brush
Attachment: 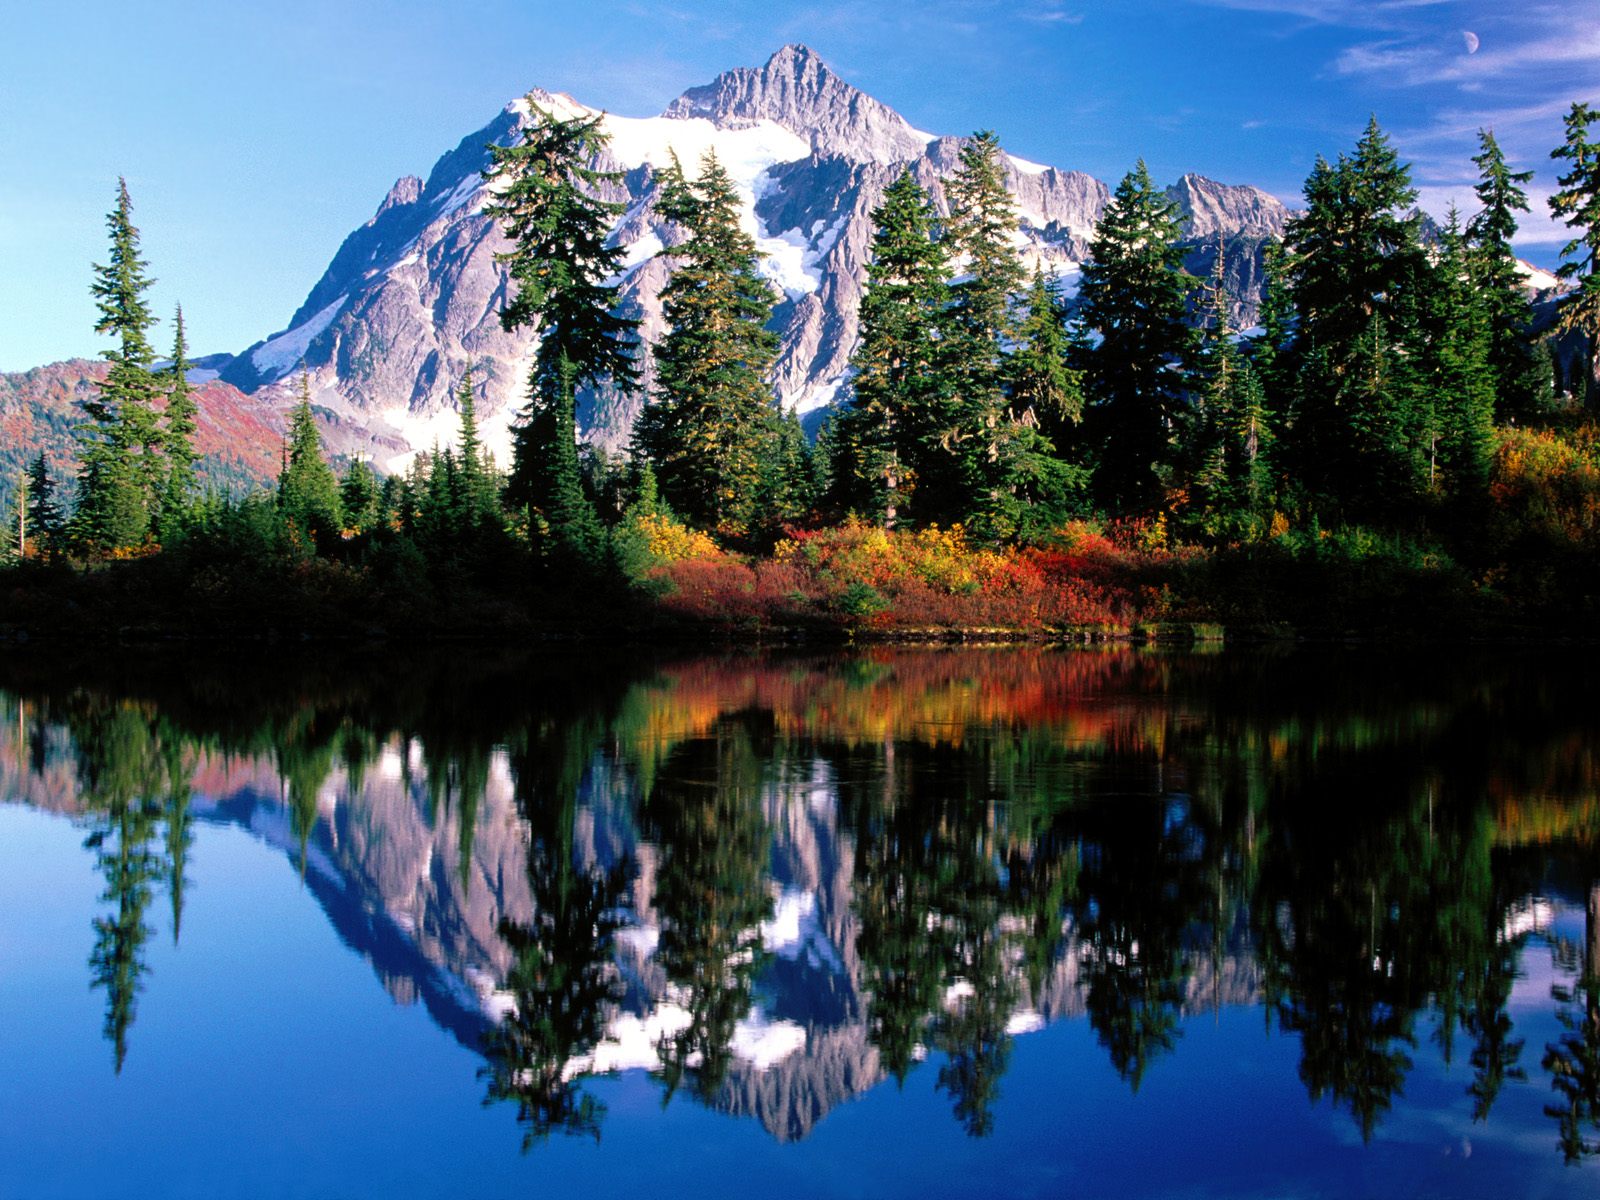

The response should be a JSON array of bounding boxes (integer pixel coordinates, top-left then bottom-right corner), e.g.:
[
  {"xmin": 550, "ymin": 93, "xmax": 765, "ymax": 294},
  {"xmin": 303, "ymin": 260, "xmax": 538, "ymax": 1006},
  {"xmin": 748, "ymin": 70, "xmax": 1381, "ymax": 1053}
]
[{"xmin": 0, "ymin": 358, "xmax": 284, "ymax": 494}]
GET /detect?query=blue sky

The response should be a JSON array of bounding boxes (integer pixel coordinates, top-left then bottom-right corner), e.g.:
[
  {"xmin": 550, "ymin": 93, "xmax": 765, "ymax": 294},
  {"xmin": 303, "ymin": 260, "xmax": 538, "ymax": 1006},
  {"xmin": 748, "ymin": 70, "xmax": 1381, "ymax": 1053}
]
[{"xmin": 1, "ymin": 0, "xmax": 1594, "ymax": 370}]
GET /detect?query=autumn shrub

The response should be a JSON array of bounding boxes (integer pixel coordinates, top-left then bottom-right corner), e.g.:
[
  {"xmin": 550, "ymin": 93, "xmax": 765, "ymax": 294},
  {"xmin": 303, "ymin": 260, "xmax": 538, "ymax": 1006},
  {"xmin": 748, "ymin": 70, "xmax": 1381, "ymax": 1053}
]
[{"xmin": 1490, "ymin": 425, "xmax": 1600, "ymax": 548}]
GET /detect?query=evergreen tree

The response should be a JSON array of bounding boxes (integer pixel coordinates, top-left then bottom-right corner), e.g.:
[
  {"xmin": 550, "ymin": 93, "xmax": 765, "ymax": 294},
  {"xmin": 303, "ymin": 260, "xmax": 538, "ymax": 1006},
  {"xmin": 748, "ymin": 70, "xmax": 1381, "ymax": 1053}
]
[
  {"xmin": 1189, "ymin": 247, "xmax": 1272, "ymax": 536},
  {"xmin": 1286, "ymin": 121, "xmax": 1429, "ymax": 357},
  {"xmin": 1422, "ymin": 210, "xmax": 1496, "ymax": 495},
  {"xmin": 753, "ymin": 408, "xmax": 815, "ymax": 534},
  {"xmin": 1282, "ymin": 120, "xmax": 1431, "ymax": 513},
  {"xmin": 1077, "ymin": 160, "xmax": 1195, "ymax": 513},
  {"xmin": 277, "ymin": 373, "xmax": 342, "ymax": 548},
  {"xmin": 77, "ymin": 177, "xmax": 161, "ymax": 551},
  {"xmin": 942, "ymin": 132, "xmax": 1070, "ymax": 537},
  {"xmin": 945, "ymin": 132, "xmax": 1025, "ymax": 402},
  {"xmin": 634, "ymin": 151, "xmax": 781, "ymax": 536},
  {"xmin": 833, "ymin": 169, "xmax": 951, "ymax": 525},
  {"xmin": 1008, "ymin": 269, "xmax": 1084, "ymax": 442},
  {"xmin": 1467, "ymin": 130, "xmax": 1548, "ymax": 419},
  {"xmin": 1251, "ymin": 237, "xmax": 1296, "ymax": 405},
  {"xmin": 1001, "ymin": 269, "xmax": 1089, "ymax": 536},
  {"xmin": 484, "ymin": 97, "xmax": 639, "ymax": 562},
  {"xmin": 1549, "ymin": 102, "xmax": 1600, "ymax": 403},
  {"xmin": 340, "ymin": 458, "xmax": 381, "ymax": 534},
  {"xmin": 161, "ymin": 304, "xmax": 199, "ymax": 531},
  {"xmin": 26, "ymin": 453, "xmax": 62, "ymax": 559},
  {"xmin": 453, "ymin": 368, "xmax": 499, "ymax": 527}
]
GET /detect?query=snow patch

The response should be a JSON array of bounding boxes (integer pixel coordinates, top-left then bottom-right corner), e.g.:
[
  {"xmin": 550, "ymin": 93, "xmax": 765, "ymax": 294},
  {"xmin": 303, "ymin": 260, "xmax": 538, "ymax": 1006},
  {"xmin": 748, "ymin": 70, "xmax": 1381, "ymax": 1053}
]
[
  {"xmin": 512, "ymin": 91, "xmax": 591, "ymax": 123},
  {"xmin": 1009, "ymin": 154, "xmax": 1050, "ymax": 176},
  {"xmin": 251, "ymin": 296, "xmax": 346, "ymax": 377},
  {"xmin": 604, "ymin": 232, "xmax": 664, "ymax": 286},
  {"xmin": 1516, "ymin": 259, "xmax": 1561, "ymax": 293},
  {"xmin": 434, "ymin": 173, "xmax": 481, "ymax": 219},
  {"xmin": 756, "ymin": 224, "xmax": 819, "ymax": 300},
  {"xmin": 380, "ymin": 393, "xmax": 513, "ymax": 476},
  {"xmin": 601, "ymin": 113, "xmax": 810, "ymax": 187},
  {"xmin": 944, "ymin": 980, "xmax": 976, "ymax": 1007},
  {"xmin": 791, "ymin": 376, "xmax": 845, "ymax": 416}
]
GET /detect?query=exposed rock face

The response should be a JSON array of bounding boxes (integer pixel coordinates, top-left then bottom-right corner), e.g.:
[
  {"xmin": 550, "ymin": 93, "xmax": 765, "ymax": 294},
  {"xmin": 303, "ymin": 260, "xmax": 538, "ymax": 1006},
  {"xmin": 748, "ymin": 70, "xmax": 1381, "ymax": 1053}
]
[
  {"xmin": 1167, "ymin": 173, "xmax": 1290, "ymax": 241},
  {"xmin": 664, "ymin": 43, "xmax": 934, "ymax": 165},
  {"xmin": 201, "ymin": 44, "xmax": 1299, "ymax": 468}
]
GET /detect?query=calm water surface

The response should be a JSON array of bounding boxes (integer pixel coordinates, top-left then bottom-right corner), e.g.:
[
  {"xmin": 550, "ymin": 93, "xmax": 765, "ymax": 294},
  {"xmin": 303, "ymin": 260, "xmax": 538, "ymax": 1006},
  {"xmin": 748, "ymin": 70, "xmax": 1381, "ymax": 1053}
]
[{"xmin": 1, "ymin": 647, "xmax": 1598, "ymax": 1199}]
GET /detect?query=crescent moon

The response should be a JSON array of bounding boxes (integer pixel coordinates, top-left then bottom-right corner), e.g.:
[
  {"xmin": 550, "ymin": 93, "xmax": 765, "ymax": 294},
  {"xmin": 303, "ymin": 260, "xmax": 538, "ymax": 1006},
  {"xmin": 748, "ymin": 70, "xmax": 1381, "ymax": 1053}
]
[{"xmin": 1463, "ymin": 30, "xmax": 1480, "ymax": 54}]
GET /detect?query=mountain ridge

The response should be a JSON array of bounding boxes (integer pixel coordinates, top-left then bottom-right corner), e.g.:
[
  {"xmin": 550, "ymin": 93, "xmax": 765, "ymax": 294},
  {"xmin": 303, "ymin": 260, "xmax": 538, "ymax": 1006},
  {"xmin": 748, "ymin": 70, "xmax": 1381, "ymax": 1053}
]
[{"xmin": 17, "ymin": 45, "xmax": 1308, "ymax": 476}]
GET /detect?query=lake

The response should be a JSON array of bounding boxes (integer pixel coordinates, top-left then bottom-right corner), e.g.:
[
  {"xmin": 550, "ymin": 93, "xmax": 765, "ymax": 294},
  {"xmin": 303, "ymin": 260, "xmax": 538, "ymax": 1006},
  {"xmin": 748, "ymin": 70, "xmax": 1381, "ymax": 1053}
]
[{"xmin": 1, "ymin": 645, "xmax": 1597, "ymax": 1198}]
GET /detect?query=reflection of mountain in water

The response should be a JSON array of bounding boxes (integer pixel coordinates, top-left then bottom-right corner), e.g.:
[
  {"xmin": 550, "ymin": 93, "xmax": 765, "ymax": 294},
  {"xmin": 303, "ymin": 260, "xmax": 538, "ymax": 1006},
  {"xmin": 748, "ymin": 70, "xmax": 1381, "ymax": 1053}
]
[{"xmin": 3, "ymin": 647, "xmax": 1600, "ymax": 1153}]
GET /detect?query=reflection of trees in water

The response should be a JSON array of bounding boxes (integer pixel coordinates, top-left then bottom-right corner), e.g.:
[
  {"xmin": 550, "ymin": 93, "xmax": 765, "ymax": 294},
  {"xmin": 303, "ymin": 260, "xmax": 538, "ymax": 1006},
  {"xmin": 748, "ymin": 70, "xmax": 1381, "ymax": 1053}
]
[
  {"xmin": 480, "ymin": 677, "xmax": 637, "ymax": 1148},
  {"xmin": 63, "ymin": 698, "xmax": 188, "ymax": 1073},
  {"xmin": 480, "ymin": 786, "xmax": 630, "ymax": 1148},
  {"xmin": 1543, "ymin": 887, "xmax": 1600, "ymax": 1163},
  {"xmin": 5, "ymin": 648, "xmax": 1600, "ymax": 1156},
  {"xmin": 1075, "ymin": 799, "xmax": 1208, "ymax": 1092},
  {"xmin": 640, "ymin": 717, "xmax": 773, "ymax": 1104}
]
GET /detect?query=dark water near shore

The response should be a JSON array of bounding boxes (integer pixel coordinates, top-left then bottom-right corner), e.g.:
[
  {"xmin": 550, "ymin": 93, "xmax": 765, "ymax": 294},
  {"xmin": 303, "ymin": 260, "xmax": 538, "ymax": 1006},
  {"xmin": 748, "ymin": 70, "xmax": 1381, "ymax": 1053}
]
[{"xmin": 2, "ymin": 646, "xmax": 1598, "ymax": 1199}]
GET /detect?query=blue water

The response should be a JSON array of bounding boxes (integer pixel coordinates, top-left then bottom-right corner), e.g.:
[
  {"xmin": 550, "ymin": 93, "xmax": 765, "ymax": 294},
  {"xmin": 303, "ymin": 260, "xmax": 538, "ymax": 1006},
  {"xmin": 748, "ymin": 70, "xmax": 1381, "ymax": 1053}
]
[{"xmin": 0, "ymin": 648, "xmax": 1595, "ymax": 1198}]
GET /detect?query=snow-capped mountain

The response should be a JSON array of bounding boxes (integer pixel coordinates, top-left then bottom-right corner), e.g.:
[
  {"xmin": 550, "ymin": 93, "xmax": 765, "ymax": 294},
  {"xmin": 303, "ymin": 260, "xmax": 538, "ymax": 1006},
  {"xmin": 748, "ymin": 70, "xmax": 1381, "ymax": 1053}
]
[{"xmin": 217, "ymin": 44, "xmax": 1293, "ymax": 471}]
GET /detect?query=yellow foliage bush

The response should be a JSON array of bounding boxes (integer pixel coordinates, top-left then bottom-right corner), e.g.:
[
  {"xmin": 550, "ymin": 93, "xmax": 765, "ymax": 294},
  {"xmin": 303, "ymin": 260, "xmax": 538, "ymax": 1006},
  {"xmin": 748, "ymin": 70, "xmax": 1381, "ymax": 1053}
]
[
  {"xmin": 633, "ymin": 512, "xmax": 722, "ymax": 563},
  {"xmin": 1491, "ymin": 425, "xmax": 1600, "ymax": 545}
]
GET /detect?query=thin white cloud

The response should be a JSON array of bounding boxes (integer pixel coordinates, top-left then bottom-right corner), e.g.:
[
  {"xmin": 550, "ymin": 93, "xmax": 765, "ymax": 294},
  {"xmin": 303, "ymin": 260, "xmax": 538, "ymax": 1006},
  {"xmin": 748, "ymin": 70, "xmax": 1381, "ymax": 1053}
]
[
  {"xmin": 1191, "ymin": 0, "xmax": 1460, "ymax": 28},
  {"xmin": 1025, "ymin": 6, "xmax": 1087, "ymax": 23},
  {"xmin": 1336, "ymin": 27, "xmax": 1600, "ymax": 85}
]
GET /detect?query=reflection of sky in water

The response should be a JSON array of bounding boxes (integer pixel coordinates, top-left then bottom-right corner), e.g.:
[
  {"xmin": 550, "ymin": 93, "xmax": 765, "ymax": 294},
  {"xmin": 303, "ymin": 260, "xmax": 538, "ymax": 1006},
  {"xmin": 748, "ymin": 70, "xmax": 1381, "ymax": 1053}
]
[
  {"xmin": 0, "ymin": 810, "xmax": 1591, "ymax": 1200},
  {"xmin": 2, "ymin": 648, "xmax": 1599, "ymax": 1199}
]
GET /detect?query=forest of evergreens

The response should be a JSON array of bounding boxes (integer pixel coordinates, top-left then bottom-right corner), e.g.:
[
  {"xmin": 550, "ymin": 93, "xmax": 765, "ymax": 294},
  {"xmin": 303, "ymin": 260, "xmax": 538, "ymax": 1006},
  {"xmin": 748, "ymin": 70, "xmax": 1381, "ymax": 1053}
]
[{"xmin": 4, "ymin": 100, "xmax": 1600, "ymax": 639}]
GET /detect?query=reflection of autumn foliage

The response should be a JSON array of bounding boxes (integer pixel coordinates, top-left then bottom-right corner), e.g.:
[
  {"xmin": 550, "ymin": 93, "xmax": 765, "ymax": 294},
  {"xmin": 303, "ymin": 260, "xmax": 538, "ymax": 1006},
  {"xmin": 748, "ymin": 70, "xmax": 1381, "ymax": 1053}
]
[
  {"xmin": 646, "ymin": 521, "xmax": 1173, "ymax": 632},
  {"xmin": 1491, "ymin": 792, "xmax": 1600, "ymax": 847},
  {"xmin": 618, "ymin": 650, "xmax": 1179, "ymax": 760}
]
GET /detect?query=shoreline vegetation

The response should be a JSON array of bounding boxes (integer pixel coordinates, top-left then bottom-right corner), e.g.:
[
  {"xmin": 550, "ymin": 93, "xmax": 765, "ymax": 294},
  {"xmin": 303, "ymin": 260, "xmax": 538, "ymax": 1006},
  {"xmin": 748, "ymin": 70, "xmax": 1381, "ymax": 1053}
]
[{"xmin": 5, "ymin": 103, "xmax": 1600, "ymax": 646}]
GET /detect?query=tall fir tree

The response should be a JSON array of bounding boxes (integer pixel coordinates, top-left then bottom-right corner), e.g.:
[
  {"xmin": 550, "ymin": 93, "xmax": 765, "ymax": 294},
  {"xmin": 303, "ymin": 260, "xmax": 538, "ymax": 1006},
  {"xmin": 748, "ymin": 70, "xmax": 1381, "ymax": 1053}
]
[
  {"xmin": 1549, "ymin": 101, "xmax": 1600, "ymax": 403},
  {"xmin": 1467, "ymin": 130, "xmax": 1548, "ymax": 419},
  {"xmin": 452, "ymin": 368, "xmax": 499, "ymax": 528},
  {"xmin": 1282, "ymin": 120, "xmax": 1431, "ymax": 514},
  {"xmin": 277, "ymin": 373, "xmax": 343, "ymax": 548},
  {"xmin": 833, "ymin": 169, "xmax": 951, "ymax": 525},
  {"xmin": 484, "ymin": 97, "xmax": 639, "ymax": 562},
  {"xmin": 161, "ymin": 304, "xmax": 199, "ymax": 531},
  {"xmin": 77, "ymin": 177, "xmax": 162, "ymax": 551},
  {"xmin": 945, "ymin": 132, "xmax": 1025, "ymax": 394},
  {"xmin": 1251, "ymin": 237, "xmax": 1296, "ymax": 405},
  {"xmin": 634, "ymin": 151, "xmax": 781, "ymax": 536},
  {"xmin": 1422, "ymin": 210, "xmax": 1497, "ymax": 495},
  {"xmin": 1076, "ymin": 159, "xmax": 1195, "ymax": 513},
  {"xmin": 941, "ymin": 131, "xmax": 1068, "ymax": 537}
]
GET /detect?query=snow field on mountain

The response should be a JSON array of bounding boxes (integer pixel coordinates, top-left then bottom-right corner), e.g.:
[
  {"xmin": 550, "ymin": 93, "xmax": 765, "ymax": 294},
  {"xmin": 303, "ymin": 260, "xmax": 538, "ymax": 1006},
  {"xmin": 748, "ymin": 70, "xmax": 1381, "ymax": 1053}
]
[{"xmin": 252, "ymin": 295, "xmax": 347, "ymax": 376}]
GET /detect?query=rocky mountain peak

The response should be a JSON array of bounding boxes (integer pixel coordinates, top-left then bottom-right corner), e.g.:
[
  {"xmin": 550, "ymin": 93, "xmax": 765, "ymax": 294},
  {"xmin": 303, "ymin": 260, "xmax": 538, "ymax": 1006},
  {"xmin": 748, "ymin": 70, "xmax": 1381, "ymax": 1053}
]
[
  {"xmin": 377, "ymin": 175, "xmax": 424, "ymax": 217},
  {"xmin": 1166, "ymin": 172, "xmax": 1291, "ymax": 240},
  {"xmin": 662, "ymin": 43, "xmax": 931, "ymax": 165}
]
